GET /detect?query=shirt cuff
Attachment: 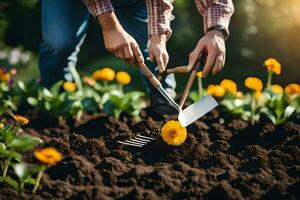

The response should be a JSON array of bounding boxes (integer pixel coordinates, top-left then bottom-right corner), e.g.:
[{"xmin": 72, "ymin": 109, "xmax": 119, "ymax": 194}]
[
  {"xmin": 83, "ymin": 0, "xmax": 114, "ymax": 17},
  {"xmin": 203, "ymin": 1, "xmax": 234, "ymax": 36}
]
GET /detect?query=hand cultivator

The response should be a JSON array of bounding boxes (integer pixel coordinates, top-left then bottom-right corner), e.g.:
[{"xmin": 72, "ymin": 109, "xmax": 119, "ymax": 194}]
[{"xmin": 118, "ymin": 55, "xmax": 219, "ymax": 147}]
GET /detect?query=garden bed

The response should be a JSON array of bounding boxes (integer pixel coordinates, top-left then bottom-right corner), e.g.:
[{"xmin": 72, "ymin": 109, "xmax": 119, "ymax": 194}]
[{"xmin": 0, "ymin": 107, "xmax": 299, "ymax": 200}]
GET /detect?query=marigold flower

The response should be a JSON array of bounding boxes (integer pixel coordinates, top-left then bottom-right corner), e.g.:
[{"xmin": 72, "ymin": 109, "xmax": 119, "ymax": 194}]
[
  {"xmin": 285, "ymin": 83, "xmax": 300, "ymax": 96},
  {"xmin": 271, "ymin": 84, "xmax": 283, "ymax": 94},
  {"xmin": 83, "ymin": 76, "xmax": 96, "ymax": 86},
  {"xmin": 161, "ymin": 120, "xmax": 187, "ymax": 146},
  {"xmin": 0, "ymin": 68, "xmax": 11, "ymax": 82},
  {"xmin": 34, "ymin": 147, "xmax": 62, "ymax": 166},
  {"xmin": 264, "ymin": 58, "xmax": 281, "ymax": 75},
  {"xmin": 207, "ymin": 84, "xmax": 225, "ymax": 97},
  {"xmin": 13, "ymin": 115, "xmax": 29, "ymax": 125},
  {"xmin": 235, "ymin": 91, "xmax": 243, "ymax": 98},
  {"xmin": 0, "ymin": 123, "xmax": 4, "ymax": 129},
  {"xmin": 63, "ymin": 82, "xmax": 77, "ymax": 92},
  {"xmin": 92, "ymin": 68, "xmax": 115, "ymax": 81},
  {"xmin": 196, "ymin": 71, "xmax": 203, "ymax": 78},
  {"xmin": 116, "ymin": 71, "xmax": 131, "ymax": 85},
  {"xmin": 220, "ymin": 79, "xmax": 237, "ymax": 95},
  {"xmin": 245, "ymin": 77, "xmax": 263, "ymax": 92}
]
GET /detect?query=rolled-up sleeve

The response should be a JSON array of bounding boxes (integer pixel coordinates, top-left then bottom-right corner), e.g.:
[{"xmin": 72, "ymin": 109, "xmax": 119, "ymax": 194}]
[
  {"xmin": 82, "ymin": 0, "xmax": 114, "ymax": 17},
  {"xmin": 195, "ymin": 0, "xmax": 234, "ymax": 35},
  {"xmin": 146, "ymin": 0, "xmax": 174, "ymax": 40}
]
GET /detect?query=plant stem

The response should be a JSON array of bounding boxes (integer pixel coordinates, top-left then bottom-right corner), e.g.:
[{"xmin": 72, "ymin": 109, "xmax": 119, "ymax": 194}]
[
  {"xmin": 198, "ymin": 77, "xmax": 203, "ymax": 99},
  {"xmin": 32, "ymin": 171, "xmax": 43, "ymax": 194},
  {"xmin": 251, "ymin": 92, "xmax": 256, "ymax": 125},
  {"xmin": 19, "ymin": 180, "xmax": 25, "ymax": 192},
  {"xmin": 2, "ymin": 158, "xmax": 11, "ymax": 177},
  {"xmin": 267, "ymin": 71, "xmax": 272, "ymax": 88}
]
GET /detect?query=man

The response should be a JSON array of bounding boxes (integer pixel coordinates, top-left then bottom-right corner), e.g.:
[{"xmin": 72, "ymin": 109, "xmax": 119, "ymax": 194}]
[{"xmin": 39, "ymin": 0, "xmax": 234, "ymax": 114}]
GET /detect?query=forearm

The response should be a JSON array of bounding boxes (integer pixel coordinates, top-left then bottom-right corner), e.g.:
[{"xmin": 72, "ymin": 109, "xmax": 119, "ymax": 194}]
[
  {"xmin": 195, "ymin": 0, "xmax": 234, "ymax": 36},
  {"xmin": 82, "ymin": 0, "xmax": 114, "ymax": 19},
  {"xmin": 97, "ymin": 12, "xmax": 122, "ymax": 31},
  {"xmin": 146, "ymin": 0, "xmax": 174, "ymax": 40}
]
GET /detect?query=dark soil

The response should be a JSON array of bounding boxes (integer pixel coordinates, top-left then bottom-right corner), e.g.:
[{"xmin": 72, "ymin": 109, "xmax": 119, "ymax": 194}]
[{"xmin": 0, "ymin": 108, "xmax": 299, "ymax": 200}]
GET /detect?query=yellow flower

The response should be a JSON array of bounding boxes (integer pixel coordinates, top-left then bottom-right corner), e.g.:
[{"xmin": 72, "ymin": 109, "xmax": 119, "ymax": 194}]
[
  {"xmin": 0, "ymin": 123, "xmax": 4, "ymax": 129},
  {"xmin": 63, "ymin": 82, "xmax": 77, "ymax": 92},
  {"xmin": 34, "ymin": 147, "xmax": 62, "ymax": 166},
  {"xmin": 285, "ymin": 83, "xmax": 300, "ymax": 96},
  {"xmin": 83, "ymin": 76, "xmax": 96, "ymax": 86},
  {"xmin": 271, "ymin": 84, "xmax": 283, "ymax": 94},
  {"xmin": 116, "ymin": 71, "xmax": 131, "ymax": 85},
  {"xmin": 13, "ymin": 115, "xmax": 29, "ymax": 125},
  {"xmin": 264, "ymin": 58, "xmax": 281, "ymax": 75},
  {"xmin": 92, "ymin": 68, "xmax": 115, "ymax": 81},
  {"xmin": 161, "ymin": 120, "xmax": 187, "ymax": 146},
  {"xmin": 207, "ymin": 84, "xmax": 225, "ymax": 98},
  {"xmin": 220, "ymin": 79, "xmax": 237, "ymax": 95},
  {"xmin": 255, "ymin": 91, "xmax": 263, "ymax": 101},
  {"xmin": 0, "ymin": 69, "xmax": 11, "ymax": 82},
  {"xmin": 196, "ymin": 71, "xmax": 203, "ymax": 78},
  {"xmin": 245, "ymin": 77, "xmax": 263, "ymax": 92},
  {"xmin": 92, "ymin": 69, "xmax": 104, "ymax": 80}
]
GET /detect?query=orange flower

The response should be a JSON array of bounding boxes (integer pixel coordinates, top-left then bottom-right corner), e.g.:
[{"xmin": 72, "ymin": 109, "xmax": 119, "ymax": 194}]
[
  {"xmin": 0, "ymin": 68, "xmax": 11, "ymax": 82},
  {"xmin": 245, "ymin": 77, "xmax": 263, "ymax": 92},
  {"xmin": 271, "ymin": 84, "xmax": 283, "ymax": 94},
  {"xmin": 83, "ymin": 76, "xmax": 96, "ymax": 86},
  {"xmin": 92, "ymin": 68, "xmax": 115, "ymax": 81},
  {"xmin": 196, "ymin": 71, "xmax": 203, "ymax": 78},
  {"xmin": 13, "ymin": 115, "xmax": 29, "ymax": 125},
  {"xmin": 235, "ymin": 91, "xmax": 243, "ymax": 98},
  {"xmin": 220, "ymin": 79, "xmax": 237, "ymax": 95},
  {"xmin": 285, "ymin": 83, "xmax": 300, "ymax": 96},
  {"xmin": 63, "ymin": 82, "xmax": 77, "ymax": 92},
  {"xmin": 116, "ymin": 71, "xmax": 131, "ymax": 85},
  {"xmin": 264, "ymin": 58, "xmax": 281, "ymax": 75},
  {"xmin": 207, "ymin": 84, "xmax": 225, "ymax": 97},
  {"xmin": 34, "ymin": 147, "xmax": 62, "ymax": 166},
  {"xmin": 161, "ymin": 120, "xmax": 187, "ymax": 146}
]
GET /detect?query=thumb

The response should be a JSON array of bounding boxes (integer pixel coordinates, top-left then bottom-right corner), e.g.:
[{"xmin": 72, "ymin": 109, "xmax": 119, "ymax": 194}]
[{"xmin": 156, "ymin": 53, "xmax": 165, "ymax": 73}]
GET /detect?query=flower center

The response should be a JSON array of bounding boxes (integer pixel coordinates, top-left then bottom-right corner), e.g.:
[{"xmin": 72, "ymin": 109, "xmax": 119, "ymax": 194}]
[{"xmin": 169, "ymin": 129, "xmax": 177, "ymax": 138}]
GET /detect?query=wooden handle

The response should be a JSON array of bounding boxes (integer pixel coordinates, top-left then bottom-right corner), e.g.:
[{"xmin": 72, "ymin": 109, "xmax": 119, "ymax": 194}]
[
  {"xmin": 138, "ymin": 62, "xmax": 161, "ymax": 88},
  {"xmin": 179, "ymin": 54, "xmax": 206, "ymax": 108}
]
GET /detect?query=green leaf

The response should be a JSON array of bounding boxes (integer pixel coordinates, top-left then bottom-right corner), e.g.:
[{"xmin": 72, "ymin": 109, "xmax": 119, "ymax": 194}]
[
  {"xmin": 17, "ymin": 81, "xmax": 26, "ymax": 91},
  {"xmin": 50, "ymin": 81, "xmax": 63, "ymax": 96},
  {"xmin": 42, "ymin": 88, "xmax": 53, "ymax": 98},
  {"xmin": 0, "ymin": 148, "xmax": 22, "ymax": 160},
  {"xmin": 0, "ymin": 176, "xmax": 19, "ymax": 190},
  {"xmin": 9, "ymin": 135, "xmax": 43, "ymax": 153},
  {"xmin": 284, "ymin": 106, "xmax": 296, "ymax": 118},
  {"xmin": 0, "ymin": 142, "xmax": 6, "ymax": 150},
  {"xmin": 27, "ymin": 97, "xmax": 38, "ymax": 106}
]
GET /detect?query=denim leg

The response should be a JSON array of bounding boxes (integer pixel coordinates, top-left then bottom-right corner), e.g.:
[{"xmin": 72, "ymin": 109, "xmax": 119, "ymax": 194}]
[
  {"xmin": 39, "ymin": 0, "xmax": 89, "ymax": 87},
  {"xmin": 113, "ymin": 1, "xmax": 176, "ymax": 94}
]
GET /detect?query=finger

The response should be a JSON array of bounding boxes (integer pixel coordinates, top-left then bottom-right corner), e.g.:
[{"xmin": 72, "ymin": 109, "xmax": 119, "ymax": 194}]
[
  {"xmin": 116, "ymin": 48, "xmax": 124, "ymax": 59},
  {"xmin": 162, "ymin": 53, "xmax": 169, "ymax": 70},
  {"xmin": 156, "ymin": 53, "xmax": 165, "ymax": 73},
  {"xmin": 150, "ymin": 52, "xmax": 155, "ymax": 63},
  {"xmin": 123, "ymin": 44, "xmax": 135, "ymax": 64},
  {"xmin": 220, "ymin": 51, "xmax": 226, "ymax": 71},
  {"xmin": 203, "ymin": 48, "xmax": 218, "ymax": 77},
  {"xmin": 188, "ymin": 41, "xmax": 205, "ymax": 69},
  {"xmin": 130, "ymin": 42, "xmax": 144, "ymax": 63},
  {"xmin": 212, "ymin": 53, "xmax": 222, "ymax": 74}
]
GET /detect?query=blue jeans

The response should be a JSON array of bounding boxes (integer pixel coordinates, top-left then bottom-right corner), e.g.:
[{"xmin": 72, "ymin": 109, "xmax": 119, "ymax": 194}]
[{"xmin": 39, "ymin": 0, "xmax": 176, "ymax": 93}]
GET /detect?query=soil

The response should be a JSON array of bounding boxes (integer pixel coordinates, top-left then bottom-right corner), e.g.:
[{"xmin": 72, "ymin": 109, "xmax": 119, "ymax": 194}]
[{"xmin": 0, "ymin": 108, "xmax": 299, "ymax": 200}]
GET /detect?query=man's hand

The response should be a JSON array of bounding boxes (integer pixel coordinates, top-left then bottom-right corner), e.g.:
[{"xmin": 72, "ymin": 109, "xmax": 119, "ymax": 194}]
[
  {"xmin": 149, "ymin": 34, "xmax": 169, "ymax": 73},
  {"xmin": 189, "ymin": 30, "xmax": 226, "ymax": 77},
  {"xmin": 98, "ymin": 12, "xmax": 144, "ymax": 64}
]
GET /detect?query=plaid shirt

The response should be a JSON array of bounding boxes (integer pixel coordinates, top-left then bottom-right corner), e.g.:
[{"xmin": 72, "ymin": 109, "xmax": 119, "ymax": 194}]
[{"xmin": 83, "ymin": 0, "xmax": 234, "ymax": 39}]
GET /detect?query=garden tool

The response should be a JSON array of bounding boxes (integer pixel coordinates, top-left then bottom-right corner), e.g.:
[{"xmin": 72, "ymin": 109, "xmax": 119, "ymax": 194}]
[{"xmin": 116, "ymin": 57, "xmax": 218, "ymax": 147}]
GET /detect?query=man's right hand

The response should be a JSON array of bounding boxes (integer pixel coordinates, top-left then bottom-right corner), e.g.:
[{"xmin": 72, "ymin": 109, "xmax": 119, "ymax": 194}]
[{"xmin": 98, "ymin": 12, "xmax": 144, "ymax": 64}]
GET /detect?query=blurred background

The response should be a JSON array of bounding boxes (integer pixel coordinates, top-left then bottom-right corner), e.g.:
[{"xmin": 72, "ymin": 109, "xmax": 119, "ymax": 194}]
[{"xmin": 0, "ymin": 0, "xmax": 299, "ymax": 92}]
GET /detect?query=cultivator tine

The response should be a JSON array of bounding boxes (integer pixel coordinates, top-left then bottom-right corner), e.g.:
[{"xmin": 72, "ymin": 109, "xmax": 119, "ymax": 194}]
[
  {"xmin": 136, "ymin": 135, "xmax": 155, "ymax": 140},
  {"xmin": 117, "ymin": 140, "xmax": 144, "ymax": 147},
  {"xmin": 117, "ymin": 134, "xmax": 155, "ymax": 148}
]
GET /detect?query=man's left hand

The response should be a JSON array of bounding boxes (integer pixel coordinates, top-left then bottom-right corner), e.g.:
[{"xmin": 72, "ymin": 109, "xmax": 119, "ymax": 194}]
[{"xmin": 189, "ymin": 30, "xmax": 226, "ymax": 77}]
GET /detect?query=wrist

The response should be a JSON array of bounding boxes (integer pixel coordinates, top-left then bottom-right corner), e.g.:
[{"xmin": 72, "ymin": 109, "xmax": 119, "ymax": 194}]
[
  {"xmin": 97, "ymin": 12, "xmax": 122, "ymax": 31},
  {"xmin": 150, "ymin": 34, "xmax": 167, "ymax": 44},
  {"xmin": 207, "ymin": 25, "xmax": 228, "ymax": 40},
  {"xmin": 206, "ymin": 30, "xmax": 225, "ymax": 40}
]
